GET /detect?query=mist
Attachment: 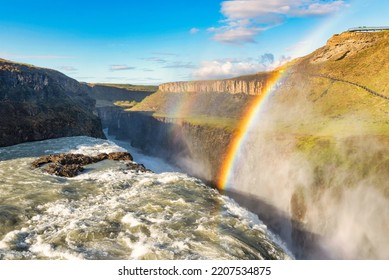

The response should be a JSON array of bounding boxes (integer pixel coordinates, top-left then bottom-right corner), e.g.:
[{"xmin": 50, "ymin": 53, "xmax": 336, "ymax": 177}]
[{"xmin": 225, "ymin": 94, "xmax": 389, "ymax": 259}]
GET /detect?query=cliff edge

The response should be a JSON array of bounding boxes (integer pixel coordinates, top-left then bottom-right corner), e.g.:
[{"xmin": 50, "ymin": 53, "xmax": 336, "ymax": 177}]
[
  {"xmin": 159, "ymin": 72, "xmax": 275, "ymax": 95},
  {"xmin": 0, "ymin": 59, "xmax": 104, "ymax": 147}
]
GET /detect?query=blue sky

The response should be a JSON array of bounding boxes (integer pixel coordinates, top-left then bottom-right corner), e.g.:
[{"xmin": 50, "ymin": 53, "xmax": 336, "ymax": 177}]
[{"xmin": 0, "ymin": 0, "xmax": 388, "ymax": 84}]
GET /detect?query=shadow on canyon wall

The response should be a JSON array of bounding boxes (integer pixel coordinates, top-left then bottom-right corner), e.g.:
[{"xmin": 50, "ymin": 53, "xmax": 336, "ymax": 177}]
[
  {"xmin": 98, "ymin": 108, "xmax": 231, "ymax": 184},
  {"xmin": 225, "ymin": 190, "xmax": 329, "ymax": 259}
]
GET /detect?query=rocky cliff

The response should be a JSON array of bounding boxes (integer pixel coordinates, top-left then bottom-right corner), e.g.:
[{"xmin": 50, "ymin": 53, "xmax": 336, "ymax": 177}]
[
  {"xmin": 159, "ymin": 72, "xmax": 275, "ymax": 95},
  {"xmin": 0, "ymin": 59, "xmax": 104, "ymax": 147},
  {"xmin": 98, "ymin": 108, "xmax": 232, "ymax": 184},
  {"xmin": 311, "ymin": 31, "xmax": 386, "ymax": 63}
]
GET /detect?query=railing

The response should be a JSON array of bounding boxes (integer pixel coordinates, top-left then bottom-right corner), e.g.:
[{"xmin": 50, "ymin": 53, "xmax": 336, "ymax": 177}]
[
  {"xmin": 348, "ymin": 26, "xmax": 389, "ymax": 32},
  {"xmin": 311, "ymin": 74, "xmax": 389, "ymax": 101}
]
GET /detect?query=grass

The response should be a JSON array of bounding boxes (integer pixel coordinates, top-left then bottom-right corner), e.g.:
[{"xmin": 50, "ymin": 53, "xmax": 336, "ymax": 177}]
[
  {"xmin": 152, "ymin": 113, "xmax": 239, "ymax": 131},
  {"xmin": 131, "ymin": 91, "xmax": 253, "ymax": 121},
  {"xmin": 114, "ymin": 100, "xmax": 139, "ymax": 109},
  {"xmin": 129, "ymin": 91, "xmax": 255, "ymax": 131},
  {"xmin": 270, "ymin": 31, "xmax": 389, "ymax": 138},
  {"xmin": 88, "ymin": 84, "xmax": 156, "ymax": 108},
  {"xmin": 0, "ymin": 58, "xmax": 36, "ymax": 69},
  {"xmin": 88, "ymin": 83, "xmax": 158, "ymax": 92},
  {"xmin": 292, "ymin": 132, "xmax": 389, "ymax": 196}
]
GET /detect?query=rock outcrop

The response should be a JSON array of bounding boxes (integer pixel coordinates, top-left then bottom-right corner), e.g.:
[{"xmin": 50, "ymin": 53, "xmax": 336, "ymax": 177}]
[
  {"xmin": 0, "ymin": 59, "xmax": 105, "ymax": 147},
  {"xmin": 311, "ymin": 31, "xmax": 386, "ymax": 63},
  {"xmin": 159, "ymin": 73, "xmax": 276, "ymax": 95},
  {"xmin": 32, "ymin": 152, "xmax": 150, "ymax": 177}
]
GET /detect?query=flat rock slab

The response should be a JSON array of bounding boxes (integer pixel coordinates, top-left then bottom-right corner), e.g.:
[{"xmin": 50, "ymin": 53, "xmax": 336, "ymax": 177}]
[{"xmin": 31, "ymin": 152, "xmax": 151, "ymax": 177}]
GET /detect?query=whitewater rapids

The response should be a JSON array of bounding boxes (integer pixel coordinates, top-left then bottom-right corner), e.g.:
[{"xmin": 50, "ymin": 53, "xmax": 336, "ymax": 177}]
[{"xmin": 0, "ymin": 136, "xmax": 292, "ymax": 260}]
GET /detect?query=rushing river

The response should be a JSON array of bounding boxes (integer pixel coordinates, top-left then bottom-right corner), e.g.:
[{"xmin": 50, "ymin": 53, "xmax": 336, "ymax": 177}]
[{"xmin": 0, "ymin": 136, "xmax": 292, "ymax": 260}]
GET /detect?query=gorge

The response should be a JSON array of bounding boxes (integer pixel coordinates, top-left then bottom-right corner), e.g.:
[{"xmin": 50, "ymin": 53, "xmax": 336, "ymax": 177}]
[
  {"xmin": 0, "ymin": 59, "xmax": 291, "ymax": 260},
  {"xmin": 1, "ymin": 30, "xmax": 388, "ymax": 260}
]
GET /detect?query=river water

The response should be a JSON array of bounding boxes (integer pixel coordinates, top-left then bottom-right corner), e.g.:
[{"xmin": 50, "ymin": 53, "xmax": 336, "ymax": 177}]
[{"xmin": 0, "ymin": 136, "xmax": 292, "ymax": 260}]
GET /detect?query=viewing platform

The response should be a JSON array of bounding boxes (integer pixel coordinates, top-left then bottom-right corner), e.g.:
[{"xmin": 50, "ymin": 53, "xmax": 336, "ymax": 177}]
[{"xmin": 348, "ymin": 26, "xmax": 389, "ymax": 32}]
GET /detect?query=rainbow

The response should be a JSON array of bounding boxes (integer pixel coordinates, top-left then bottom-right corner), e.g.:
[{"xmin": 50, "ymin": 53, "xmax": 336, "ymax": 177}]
[
  {"xmin": 169, "ymin": 92, "xmax": 197, "ymax": 121},
  {"xmin": 216, "ymin": 67, "xmax": 287, "ymax": 191}
]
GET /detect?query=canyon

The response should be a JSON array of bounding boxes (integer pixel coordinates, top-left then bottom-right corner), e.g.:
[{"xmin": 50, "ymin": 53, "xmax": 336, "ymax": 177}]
[{"xmin": 1, "ymin": 30, "xmax": 388, "ymax": 259}]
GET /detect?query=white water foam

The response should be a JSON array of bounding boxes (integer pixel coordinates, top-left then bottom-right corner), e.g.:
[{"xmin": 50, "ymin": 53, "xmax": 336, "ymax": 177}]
[{"xmin": 0, "ymin": 136, "xmax": 293, "ymax": 260}]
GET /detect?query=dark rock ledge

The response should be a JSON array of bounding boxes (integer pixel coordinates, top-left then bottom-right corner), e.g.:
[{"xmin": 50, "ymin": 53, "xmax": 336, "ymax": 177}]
[{"xmin": 31, "ymin": 152, "xmax": 151, "ymax": 177}]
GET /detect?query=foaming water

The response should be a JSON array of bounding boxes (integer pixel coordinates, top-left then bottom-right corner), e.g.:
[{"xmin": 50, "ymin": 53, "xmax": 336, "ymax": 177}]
[
  {"xmin": 103, "ymin": 129, "xmax": 180, "ymax": 173},
  {"xmin": 0, "ymin": 137, "xmax": 291, "ymax": 260}
]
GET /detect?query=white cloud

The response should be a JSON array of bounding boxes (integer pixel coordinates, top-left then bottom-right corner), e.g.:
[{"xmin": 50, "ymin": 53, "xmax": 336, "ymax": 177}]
[
  {"xmin": 190, "ymin": 27, "xmax": 200, "ymax": 34},
  {"xmin": 109, "ymin": 64, "xmax": 135, "ymax": 71},
  {"xmin": 293, "ymin": 1, "xmax": 347, "ymax": 16},
  {"xmin": 221, "ymin": 0, "xmax": 290, "ymax": 19},
  {"xmin": 221, "ymin": 0, "xmax": 347, "ymax": 19},
  {"xmin": 163, "ymin": 62, "xmax": 196, "ymax": 69},
  {"xmin": 105, "ymin": 77, "xmax": 127, "ymax": 80},
  {"xmin": 141, "ymin": 57, "xmax": 167, "ymax": 63},
  {"xmin": 59, "ymin": 66, "xmax": 77, "ymax": 72},
  {"xmin": 210, "ymin": 0, "xmax": 348, "ymax": 44},
  {"xmin": 192, "ymin": 55, "xmax": 290, "ymax": 79},
  {"xmin": 193, "ymin": 60, "xmax": 261, "ymax": 79},
  {"xmin": 211, "ymin": 26, "xmax": 264, "ymax": 44},
  {"xmin": 272, "ymin": 55, "xmax": 292, "ymax": 68}
]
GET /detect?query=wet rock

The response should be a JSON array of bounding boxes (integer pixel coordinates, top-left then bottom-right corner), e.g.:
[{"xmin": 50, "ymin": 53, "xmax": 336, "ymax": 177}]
[
  {"xmin": 107, "ymin": 152, "xmax": 133, "ymax": 161},
  {"xmin": 44, "ymin": 163, "xmax": 84, "ymax": 178},
  {"xmin": 31, "ymin": 152, "xmax": 150, "ymax": 177},
  {"xmin": 126, "ymin": 162, "xmax": 151, "ymax": 173},
  {"xmin": 31, "ymin": 153, "xmax": 95, "ymax": 168}
]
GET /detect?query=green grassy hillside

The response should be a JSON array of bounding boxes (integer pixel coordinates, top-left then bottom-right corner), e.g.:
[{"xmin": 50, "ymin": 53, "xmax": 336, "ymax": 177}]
[
  {"xmin": 131, "ymin": 91, "xmax": 254, "ymax": 131},
  {"xmin": 270, "ymin": 31, "xmax": 389, "ymax": 137},
  {"xmin": 87, "ymin": 83, "xmax": 157, "ymax": 108},
  {"xmin": 131, "ymin": 32, "xmax": 389, "ymax": 136}
]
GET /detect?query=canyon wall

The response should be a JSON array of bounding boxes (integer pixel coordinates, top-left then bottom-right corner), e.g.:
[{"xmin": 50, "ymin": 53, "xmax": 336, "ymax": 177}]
[
  {"xmin": 159, "ymin": 75, "xmax": 272, "ymax": 95},
  {"xmin": 98, "ymin": 107, "xmax": 232, "ymax": 184},
  {"xmin": 0, "ymin": 59, "xmax": 104, "ymax": 147}
]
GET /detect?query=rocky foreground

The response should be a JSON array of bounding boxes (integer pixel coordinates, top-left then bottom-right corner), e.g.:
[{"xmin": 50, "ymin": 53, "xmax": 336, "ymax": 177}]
[{"xmin": 31, "ymin": 152, "xmax": 151, "ymax": 177}]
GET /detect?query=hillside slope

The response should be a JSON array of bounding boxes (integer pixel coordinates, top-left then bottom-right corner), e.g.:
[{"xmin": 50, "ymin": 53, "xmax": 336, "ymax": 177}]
[
  {"xmin": 87, "ymin": 83, "xmax": 157, "ymax": 108},
  {"xmin": 133, "ymin": 31, "xmax": 389, "ymax": 136},
  {"xmin": 271, "ymin": 31, "xmax": 389, "ymax": 136}
]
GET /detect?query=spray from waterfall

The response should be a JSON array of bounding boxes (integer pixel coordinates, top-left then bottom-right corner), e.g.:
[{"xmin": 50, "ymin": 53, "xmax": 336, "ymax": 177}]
[{"xmin": 219, "ymin": 83, "xmax": 389, "ymax": 259}]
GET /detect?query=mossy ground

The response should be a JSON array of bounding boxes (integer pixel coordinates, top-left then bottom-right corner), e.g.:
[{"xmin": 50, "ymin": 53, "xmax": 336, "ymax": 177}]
[
  {"xmin": 87, "ymin": 84, "xmax": 156, "ymax": 108},
  {"xmin": 88, "ymin": 83, "xmax": 158, "ymax": 92}
]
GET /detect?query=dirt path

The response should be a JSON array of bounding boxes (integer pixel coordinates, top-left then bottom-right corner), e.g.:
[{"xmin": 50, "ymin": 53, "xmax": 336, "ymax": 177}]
[{"xmin": 312, "ymin": 74, "xmax": 389, "ymax": 101}]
